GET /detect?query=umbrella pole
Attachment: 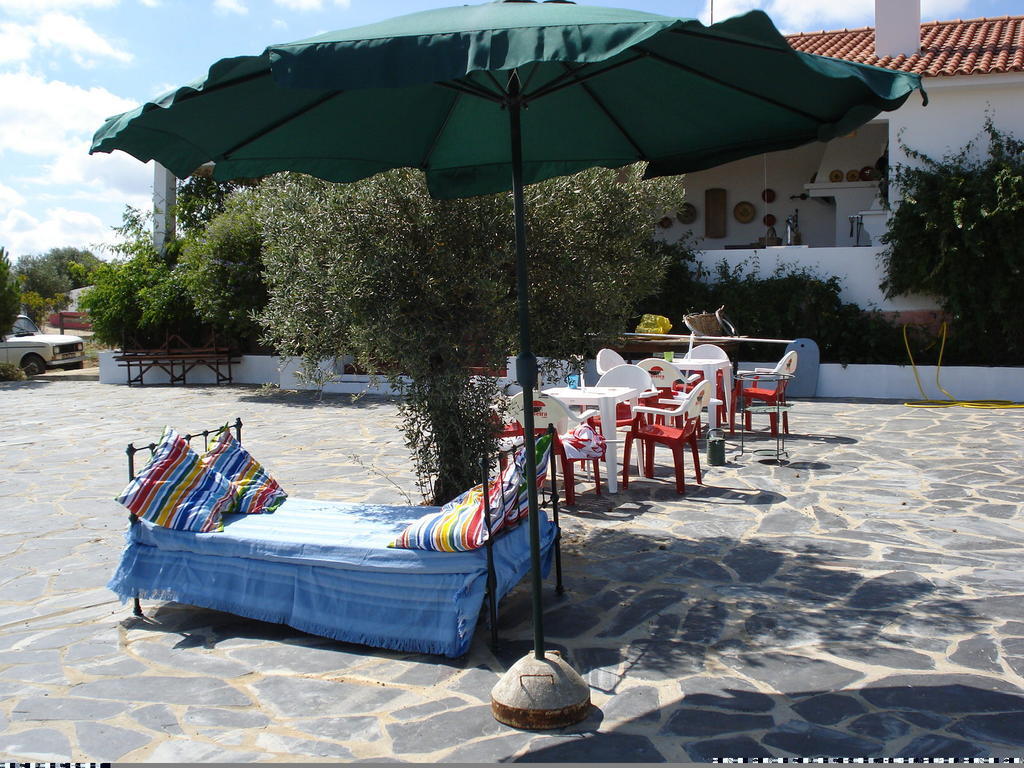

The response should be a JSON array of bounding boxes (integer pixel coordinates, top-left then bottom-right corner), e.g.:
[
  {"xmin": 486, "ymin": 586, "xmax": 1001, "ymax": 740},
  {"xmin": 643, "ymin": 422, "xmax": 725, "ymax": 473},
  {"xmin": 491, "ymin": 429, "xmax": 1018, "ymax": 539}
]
[
  {"xmin": 490, "ymin": 72, "xmax": 591, "ymax": 730},
  {"xmin": 507, "ymin": 76, "xmax": 545, "ymax": 665}
]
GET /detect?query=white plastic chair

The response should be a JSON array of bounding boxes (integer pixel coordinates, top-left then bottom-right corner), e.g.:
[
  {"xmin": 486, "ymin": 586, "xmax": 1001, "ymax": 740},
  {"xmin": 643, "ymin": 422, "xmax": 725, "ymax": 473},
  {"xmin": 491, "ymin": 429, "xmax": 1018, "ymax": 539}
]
[
  {"xmin": 507, "ymin": 391, "xmax": 597, "ymax": 435},
  {"xmin": 636, "ymin": 357, "xmax": 699, "ymax": 393},
  {"xmin": 590, "ymin": 364, "xmax": 659, "ymax": 472},
  {"xmin": 595, "ymin": 363, "xmax": 656, "ymax": 394},
  {"xmin": 683, "ymin": 344, "xmax": 729, "ymax": 361},
  {"xmin": 596, "ymin": 348, "xmax": 627, "ymax": 375}
]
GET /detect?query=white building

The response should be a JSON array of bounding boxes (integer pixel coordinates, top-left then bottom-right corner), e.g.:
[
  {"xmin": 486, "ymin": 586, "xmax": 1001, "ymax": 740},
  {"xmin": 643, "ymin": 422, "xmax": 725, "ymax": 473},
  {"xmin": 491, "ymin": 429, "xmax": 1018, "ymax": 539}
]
[{"xmin": 666, "ymin": 2, "xmax": 1023, "ymax": 320}]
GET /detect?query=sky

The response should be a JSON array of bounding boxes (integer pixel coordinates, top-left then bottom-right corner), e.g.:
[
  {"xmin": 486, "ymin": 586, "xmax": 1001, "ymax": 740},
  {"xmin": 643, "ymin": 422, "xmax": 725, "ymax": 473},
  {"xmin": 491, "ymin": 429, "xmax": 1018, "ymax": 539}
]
[{"xmin": 1, "ymin": 0, "xmax": 1019, "ymax": 264}]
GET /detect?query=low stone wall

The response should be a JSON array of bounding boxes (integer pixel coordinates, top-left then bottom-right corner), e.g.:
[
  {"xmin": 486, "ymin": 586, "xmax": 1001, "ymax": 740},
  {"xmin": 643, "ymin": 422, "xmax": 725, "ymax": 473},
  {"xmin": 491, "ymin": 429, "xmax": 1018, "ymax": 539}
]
[{"xmin": 98, "ymin": 352, "xmax": 1023, "ymax": 402}]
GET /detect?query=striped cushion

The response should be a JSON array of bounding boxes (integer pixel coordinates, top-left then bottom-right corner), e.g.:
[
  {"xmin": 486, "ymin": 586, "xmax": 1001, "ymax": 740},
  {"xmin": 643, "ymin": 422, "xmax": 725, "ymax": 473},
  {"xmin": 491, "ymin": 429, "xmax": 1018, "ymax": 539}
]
[
  {"xmin": 390, "ymin": 434, "xmax": 552, "ymax": 552},
  {"xmin": 510, "ymin": 433, "xmax": 553, "ymax": 526},
  {"xmin": 201, "ymin": 429, "xmax": 287, "ymax": 514},
  {"xmin": 116, "ymin": 427, "xmax": 235, "ymax": 533}
]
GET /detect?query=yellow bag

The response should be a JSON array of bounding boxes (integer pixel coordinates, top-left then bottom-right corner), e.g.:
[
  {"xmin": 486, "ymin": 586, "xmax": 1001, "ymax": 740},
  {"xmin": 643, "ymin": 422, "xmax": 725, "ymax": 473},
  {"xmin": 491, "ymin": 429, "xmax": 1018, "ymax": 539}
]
[{"xmin": 635, "ymin": 314, "xmax": 672, "ymax": 334}]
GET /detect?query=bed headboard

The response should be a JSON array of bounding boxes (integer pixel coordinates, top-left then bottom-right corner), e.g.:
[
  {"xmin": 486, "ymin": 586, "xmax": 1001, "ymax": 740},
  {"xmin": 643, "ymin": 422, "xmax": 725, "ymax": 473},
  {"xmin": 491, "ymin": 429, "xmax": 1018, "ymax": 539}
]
[{"xmin": 125, "ymin": 417, "xmax": 243, "ymax": 481}]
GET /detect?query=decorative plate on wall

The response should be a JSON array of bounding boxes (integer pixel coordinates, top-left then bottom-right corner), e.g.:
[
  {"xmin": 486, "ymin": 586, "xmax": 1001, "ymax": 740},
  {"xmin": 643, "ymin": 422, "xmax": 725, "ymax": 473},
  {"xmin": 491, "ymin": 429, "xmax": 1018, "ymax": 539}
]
[
  {"xmin": 859, "ymin": 165, "xmax": 875, "ymax": 181},
  {"xmin": 829, "ymin": 169, "xmax": 844, "ymax": 183},
  {"xmin": 733, "ymin": 201, "xmax": 756, "ymax": 223},
  {"xmin": 676, "ymin": 202, "xmax": 697, "ymax": 224},
  {"xmin": 763, "ymin": 213, "xmax": 776, "ymax": 226},
  {"xmin": 761, "ymin": 188, "xmax": 776, "ymax": 203},
  {"xmin": 657, "ymin": 216, "xmax": 673, "ymax": 229},
  {"xmin": 846, "ymin": 169, "xmax": 860, "ymax": 182}
]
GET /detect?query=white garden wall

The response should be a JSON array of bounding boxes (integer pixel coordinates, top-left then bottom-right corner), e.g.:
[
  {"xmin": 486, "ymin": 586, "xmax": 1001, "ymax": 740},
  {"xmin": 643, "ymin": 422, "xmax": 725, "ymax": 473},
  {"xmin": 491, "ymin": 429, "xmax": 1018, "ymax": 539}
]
[
  {"xmin": 99, "ymin": 351, "xmax": 1023, "ymax": 402},
  {"xmin": 692, "ymin": 245, "xmax": 938, "ymax": 313}
]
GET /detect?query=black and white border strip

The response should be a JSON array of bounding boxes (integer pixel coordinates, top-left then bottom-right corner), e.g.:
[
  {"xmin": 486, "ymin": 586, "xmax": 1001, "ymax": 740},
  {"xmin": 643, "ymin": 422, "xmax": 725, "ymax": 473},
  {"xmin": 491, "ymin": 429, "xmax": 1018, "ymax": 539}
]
[
  {"xmin": 3, "ymin": 763, "xmax": 111, "ymax": 768},
  {"xmin": 712, "ymin": 759, "xmax": 1024, "ymax": 764}
]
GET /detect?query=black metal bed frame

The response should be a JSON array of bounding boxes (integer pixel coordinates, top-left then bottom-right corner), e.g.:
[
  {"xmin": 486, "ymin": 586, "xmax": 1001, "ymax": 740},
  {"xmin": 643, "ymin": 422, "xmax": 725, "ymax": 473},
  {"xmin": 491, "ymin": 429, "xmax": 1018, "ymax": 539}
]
[{"xmin": 123, "ymin": 418, "xmax": 565, "ymax": 650}]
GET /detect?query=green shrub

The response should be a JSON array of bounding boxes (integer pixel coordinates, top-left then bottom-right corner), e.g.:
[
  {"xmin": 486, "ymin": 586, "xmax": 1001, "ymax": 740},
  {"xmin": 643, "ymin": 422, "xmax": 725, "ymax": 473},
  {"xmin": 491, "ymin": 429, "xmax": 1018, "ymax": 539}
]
[
  {"xmin": 881, "ymin": 118, "xmax": 1024, "ymax": 366},
  {"xmin": 639, "ymin": 257, "xmax": 914, "ymax": 365},
  {"xmin": 179, "ymin": 192, "xmax": 268, "ymax": 351},
  {"xmin": 80, "ymin": 207, "xmax": 202, "ymax": 348},
  {"xmin": 0, "ymin": 362, "xmax": 26, "ymax": 381}
]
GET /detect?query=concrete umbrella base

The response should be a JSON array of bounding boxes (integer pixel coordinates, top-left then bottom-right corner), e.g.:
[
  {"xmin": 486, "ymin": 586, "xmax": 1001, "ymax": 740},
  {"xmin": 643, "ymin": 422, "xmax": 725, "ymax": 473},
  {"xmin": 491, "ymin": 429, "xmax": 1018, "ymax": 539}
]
[{"xmin": 491, "ymin": 650, "xmax": 592, "ymax": 729}]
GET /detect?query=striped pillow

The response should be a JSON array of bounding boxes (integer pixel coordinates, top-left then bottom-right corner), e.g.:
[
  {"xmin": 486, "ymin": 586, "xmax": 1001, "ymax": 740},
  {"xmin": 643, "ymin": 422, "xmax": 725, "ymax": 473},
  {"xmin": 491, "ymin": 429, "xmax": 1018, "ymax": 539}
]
[
  {"xmin": 390, "ymin": 434, "xmax": 552, "ymax": 552},
  {"xmin": 509, "ymin": 432, "xmax": 553, "ymax": 526},
  {"xmin": 116, "ymin": 427, "xmax": 235, "ymax": 533},
  {"xmin": 201, "ymin": 429, "xmax": 287, "ymax": 514}
]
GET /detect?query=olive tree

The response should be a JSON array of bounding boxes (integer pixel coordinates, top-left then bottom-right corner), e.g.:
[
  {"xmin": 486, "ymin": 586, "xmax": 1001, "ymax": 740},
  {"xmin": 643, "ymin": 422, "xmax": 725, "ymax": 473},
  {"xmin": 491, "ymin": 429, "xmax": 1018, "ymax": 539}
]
[
  {"xmin": 0, "ymin": 247, "xmax": 20, "ymax": 331},
  {"xmin": 256, "ymin": 166, "xmax": 684, "ymax": 504}
]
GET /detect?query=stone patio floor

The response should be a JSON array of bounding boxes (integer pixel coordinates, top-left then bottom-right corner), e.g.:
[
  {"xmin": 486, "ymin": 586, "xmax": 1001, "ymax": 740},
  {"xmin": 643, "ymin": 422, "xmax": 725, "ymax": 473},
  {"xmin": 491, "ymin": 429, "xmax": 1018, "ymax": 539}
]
[{"xmin": 1, "ymin": 379, "xmax": 1023, "ymax": 762}]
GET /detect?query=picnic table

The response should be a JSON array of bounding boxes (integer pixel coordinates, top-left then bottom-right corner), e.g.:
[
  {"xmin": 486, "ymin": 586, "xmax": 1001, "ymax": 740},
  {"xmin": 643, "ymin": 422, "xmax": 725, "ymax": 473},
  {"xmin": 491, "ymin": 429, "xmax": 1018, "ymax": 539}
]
[{"xmin": 114, "ymin": 334, "xmax": 240, "ymax": 386}]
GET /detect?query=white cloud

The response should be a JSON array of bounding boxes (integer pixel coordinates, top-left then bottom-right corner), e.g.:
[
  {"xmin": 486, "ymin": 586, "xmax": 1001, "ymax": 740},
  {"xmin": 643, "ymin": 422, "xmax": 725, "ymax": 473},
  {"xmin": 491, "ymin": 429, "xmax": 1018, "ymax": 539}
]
[
  {"xmin": 0, "ymin": 13, "xmax": 131, "ymax": 66},
  {"xmin": 36, "ymin": 12, "xmax": 133, "ymax": 64},
  {"xmin": 273, "ymin": 0, "xmax": 321, "ymax": 10},
  {"xmin": 0, "ymin": 206, "xmax": 114, "ymax": 259},
  {"xmin": 920, "ymin": 0, "xmax": 972, "ymax": 21},
  {"xmin": 0, "ymin": 23, "xmax": 35, "ymax": 64},
  {"xmin": 0, "ymin": 70, "xmax": 153, "ymax": 259},
  {"xmin": 704, "ymin": 0, "xmax": 971, "ymax": 32},
  {"xmin": 138, "ymin": 0, "xmax": 159, "ymax": 6},
  {"xmin": 0, "ymin": 183, "xmax": 25, "ymax": 213},
  {"xmin": 0, "ymin": 0, "xmax": 118, "ymax": 14},
  {"xmin": 214, "ymin": 0, "xmax": 248, "ymax": 15},
  {"xmin": 271, "ymin": 0, "xmax": 350, "ymax": 11},
  {"xmin": 35, "ymin": 139, "xmax": 152, "ymax": 199},
  {"xmin": 0, "ymin": 71, "xmax": 136, "ymax": 157}
]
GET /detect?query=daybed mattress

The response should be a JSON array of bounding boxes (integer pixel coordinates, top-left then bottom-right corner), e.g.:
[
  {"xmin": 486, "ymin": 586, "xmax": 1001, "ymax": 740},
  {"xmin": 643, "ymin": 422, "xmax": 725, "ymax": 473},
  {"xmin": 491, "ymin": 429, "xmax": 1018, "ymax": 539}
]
[{"xmin": 108, "ymin": 497, "xmax": 556, "ymax": 657}]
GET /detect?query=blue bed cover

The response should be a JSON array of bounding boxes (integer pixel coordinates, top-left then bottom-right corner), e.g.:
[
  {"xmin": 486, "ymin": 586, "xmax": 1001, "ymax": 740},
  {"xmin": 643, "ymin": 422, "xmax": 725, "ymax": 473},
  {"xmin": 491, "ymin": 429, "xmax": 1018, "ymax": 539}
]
[{"xmin": 108, "ymin": 497, "xmax": 556, "ymax": 657}]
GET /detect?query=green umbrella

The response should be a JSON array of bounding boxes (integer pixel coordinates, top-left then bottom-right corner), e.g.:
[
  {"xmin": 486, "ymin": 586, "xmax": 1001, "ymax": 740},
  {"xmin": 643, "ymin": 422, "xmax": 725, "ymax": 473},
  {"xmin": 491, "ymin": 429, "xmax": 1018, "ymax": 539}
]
[{"xmin": 91, "ymin": 0, "xmax": 923, "ymax": 724}]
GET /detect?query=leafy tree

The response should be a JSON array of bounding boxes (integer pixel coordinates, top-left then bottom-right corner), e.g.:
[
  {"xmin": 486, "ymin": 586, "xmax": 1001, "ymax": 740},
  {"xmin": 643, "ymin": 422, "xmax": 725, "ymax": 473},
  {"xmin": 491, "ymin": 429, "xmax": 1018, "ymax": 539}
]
[
  {"xmin": 14, "ymin": 247, "xmax": 100, "ymax": 297},
  {"xmin": 0, "ymin": 247, "xmax": 20, "ymax": 331},
  {"xmin": 79, "ymin": 207, "xmax": 201, "ymax": 347},
  {"xmin": 179, "ymin": 192, "xmax": 268, "ymax": 351},
  {"xmin": 176, "ymin": 175, "xmax": 244, "ymax": 237},
  {"xmin": 19, "ymin": 290, "xmax": 70, "ymax": 326},
  {"xmin": 881, "ymin": 118, "xmax": 1024, "ymax": 366},
  {"xmin": 256, "ymin": 166, "xmax": 684, "ymax": 504}
]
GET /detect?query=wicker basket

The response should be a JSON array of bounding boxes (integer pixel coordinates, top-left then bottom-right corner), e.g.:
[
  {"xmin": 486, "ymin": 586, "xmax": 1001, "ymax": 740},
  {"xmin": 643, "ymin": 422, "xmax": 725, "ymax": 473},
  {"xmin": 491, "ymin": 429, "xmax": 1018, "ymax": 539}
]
[
  {"xmin": 682, "ymin": 312, "xmax": 723, "ymax": 336},
  {"xmin": 682, "ymin": 306, "xmax": 739, "ymax": 356}
]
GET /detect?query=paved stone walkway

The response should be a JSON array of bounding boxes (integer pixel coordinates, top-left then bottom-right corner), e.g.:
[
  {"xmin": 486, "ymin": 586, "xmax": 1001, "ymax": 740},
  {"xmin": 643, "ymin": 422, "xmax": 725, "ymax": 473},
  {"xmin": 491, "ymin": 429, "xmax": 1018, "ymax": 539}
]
[{"xmin": 1, "ymin": 380, "xmax": 1023, "ymax": 762}]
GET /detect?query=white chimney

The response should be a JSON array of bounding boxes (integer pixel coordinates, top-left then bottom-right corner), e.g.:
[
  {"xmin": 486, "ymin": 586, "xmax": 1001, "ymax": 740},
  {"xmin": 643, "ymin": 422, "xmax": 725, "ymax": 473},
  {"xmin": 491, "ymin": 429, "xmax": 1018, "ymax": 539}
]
[{"xmin": 875, "ymin": 0, "xmax": 921, "ymax": 58}]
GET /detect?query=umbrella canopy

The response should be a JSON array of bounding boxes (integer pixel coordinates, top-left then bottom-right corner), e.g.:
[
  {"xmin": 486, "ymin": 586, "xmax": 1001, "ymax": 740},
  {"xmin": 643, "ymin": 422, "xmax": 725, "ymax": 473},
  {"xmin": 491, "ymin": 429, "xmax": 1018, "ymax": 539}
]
[
  {"xmin": 90, "ymin": 1, "xmax": 924, "ymax": 691},
  {"xmin": 91, "ymin": 3, "xmax": 924, "ymax": 199}
]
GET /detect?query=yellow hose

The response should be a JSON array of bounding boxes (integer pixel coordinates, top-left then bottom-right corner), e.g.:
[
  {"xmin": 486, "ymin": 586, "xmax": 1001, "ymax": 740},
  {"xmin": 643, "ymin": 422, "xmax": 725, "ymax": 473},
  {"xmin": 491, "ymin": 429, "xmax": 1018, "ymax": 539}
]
[{"xmin": 902, "ymin": 322, "xmax": 1023, "ymax": 408}]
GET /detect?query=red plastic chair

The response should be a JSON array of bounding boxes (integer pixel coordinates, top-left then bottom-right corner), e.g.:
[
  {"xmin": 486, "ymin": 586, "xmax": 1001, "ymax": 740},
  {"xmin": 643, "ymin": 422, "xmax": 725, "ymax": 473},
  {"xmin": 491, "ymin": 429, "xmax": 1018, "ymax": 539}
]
[
  {"xmin": 731, "ymin": 350, "xmax": 798, "ymax": 436},
  {"xmin": 505, "ymin": 392, "xmax": 601, "ymax": 505},
  {"xmin": 622, "ymin": 380, "xmax": 710, "ymax": 495}
]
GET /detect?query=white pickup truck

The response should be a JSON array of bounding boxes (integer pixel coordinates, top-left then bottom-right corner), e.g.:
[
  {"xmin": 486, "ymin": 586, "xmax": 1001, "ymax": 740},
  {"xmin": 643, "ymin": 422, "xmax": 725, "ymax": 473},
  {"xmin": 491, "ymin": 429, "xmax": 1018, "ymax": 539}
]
[{"xmin": 1, "ymin": 315, "xmax": 85, "ymax": 375}]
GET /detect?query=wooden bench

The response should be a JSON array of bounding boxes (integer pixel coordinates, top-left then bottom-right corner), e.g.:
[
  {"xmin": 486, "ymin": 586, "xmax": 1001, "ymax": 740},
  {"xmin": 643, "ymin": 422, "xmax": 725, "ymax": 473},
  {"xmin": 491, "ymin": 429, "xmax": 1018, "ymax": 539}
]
[{"xmin": 114, "ymin": 334, "xmax": 240, "ymax": 386}]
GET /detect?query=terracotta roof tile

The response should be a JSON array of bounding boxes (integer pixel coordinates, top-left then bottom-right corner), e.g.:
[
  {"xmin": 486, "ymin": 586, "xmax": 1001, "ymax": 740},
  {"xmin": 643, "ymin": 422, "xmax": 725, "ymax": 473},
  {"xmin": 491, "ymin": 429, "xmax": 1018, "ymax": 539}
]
[{"xmin": 786, "ymin": 16, "xmax": 1024, "ymax": 77}]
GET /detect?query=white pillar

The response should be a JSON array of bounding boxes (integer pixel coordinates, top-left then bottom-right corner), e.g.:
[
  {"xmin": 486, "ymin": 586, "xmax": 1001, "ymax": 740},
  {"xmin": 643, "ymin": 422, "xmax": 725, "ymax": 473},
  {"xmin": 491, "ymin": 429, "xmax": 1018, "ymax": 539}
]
[
  {"xmin": 153, "ymin": 163, "xmax": 177, "ymax": 251},
  {"xmin": 874, "ymin": 0, "xmax": 921, "ymax": 59}
]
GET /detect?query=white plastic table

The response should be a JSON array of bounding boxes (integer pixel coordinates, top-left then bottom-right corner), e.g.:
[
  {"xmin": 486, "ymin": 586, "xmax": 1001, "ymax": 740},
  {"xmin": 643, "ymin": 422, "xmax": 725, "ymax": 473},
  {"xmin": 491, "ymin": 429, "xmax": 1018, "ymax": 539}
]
[
  {"xmin": 668, "ymin": 357, "xmax": 733, "ymax": 428},
  {"xmin": 543, "ymin": 385, "xmax": 642, "ymax": 493}
]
